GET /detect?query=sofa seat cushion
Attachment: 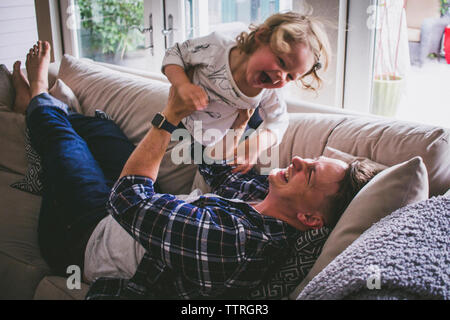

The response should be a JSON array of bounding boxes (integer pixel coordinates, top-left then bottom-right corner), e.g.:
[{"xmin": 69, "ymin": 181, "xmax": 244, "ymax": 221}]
[
  {"xmin": 33, "ymin": 276, "xmax": 88, "ymax": 300},
  {"xmin": 0, "ymin": 170, "xmax": 50, "ymax": 299}
]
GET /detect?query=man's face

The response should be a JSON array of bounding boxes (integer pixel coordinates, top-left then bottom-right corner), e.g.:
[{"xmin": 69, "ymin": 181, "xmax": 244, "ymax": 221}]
[{"xmin": 268, "ymin": 156, "xmax": 348, "ymax": 215}]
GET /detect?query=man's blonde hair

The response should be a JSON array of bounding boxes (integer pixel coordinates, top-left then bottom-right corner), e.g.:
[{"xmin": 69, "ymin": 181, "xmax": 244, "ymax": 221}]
[{"xmin": 236, "ymin": 11, "xmax": 331, "ymax": 91}]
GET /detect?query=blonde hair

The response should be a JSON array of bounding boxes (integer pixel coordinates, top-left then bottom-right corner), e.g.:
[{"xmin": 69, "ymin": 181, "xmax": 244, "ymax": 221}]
[{"xmin": 236, "ymin": 12, "xmax": 331, "ymax": 91}]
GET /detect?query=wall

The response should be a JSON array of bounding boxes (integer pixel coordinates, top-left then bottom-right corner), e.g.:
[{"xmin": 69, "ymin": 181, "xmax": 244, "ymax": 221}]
[{"xmin": 0, "ymin": 0, "xmax": 38, "ymax": 69}]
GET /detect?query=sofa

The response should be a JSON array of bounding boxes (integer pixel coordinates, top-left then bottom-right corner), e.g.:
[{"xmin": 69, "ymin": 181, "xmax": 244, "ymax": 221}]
[{"xmin": 0, "ymin": 55, "xmax": 449, "ymax": 300}]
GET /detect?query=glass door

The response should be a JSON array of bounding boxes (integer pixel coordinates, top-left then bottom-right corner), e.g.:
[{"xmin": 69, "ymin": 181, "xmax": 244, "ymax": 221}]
[
  {"xmin": 60, "ymin": 0, "xmax": 344, "ymax": 109},
  {"xmin": 61, "ymin": 0, "xmax": 173, "ymax": 73},
  {"xmin": 60, "ymin": 0, "xmax": 293, "ymax": 74}
]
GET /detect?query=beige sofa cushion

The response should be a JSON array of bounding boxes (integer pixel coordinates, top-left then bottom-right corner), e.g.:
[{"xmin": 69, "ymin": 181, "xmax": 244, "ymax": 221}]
[
  {"xmin": 0, "ymin": 65, "xmax": 14, "ymax": 109},
  {"xmin": 0, "ymin": 110, "xmax": 27, "ymax": 176},
  {"xmin": 0, "ymin": 170, "xmax": 50, "ymax": 299},
  {"xmin": 256, "ymin": 113, "xmax": 347, "ymax": 173},
  {"xmin": 48, "ymin": 79, "xmax": 82, "ymax": 113},
  {"xmin": 33, "ymin": 276, "xmax": 88, "ymax": 300},
  {"xmin": 290, "ymin": 156, "xmax": 429, "ymax": 299},
  {"xmin": 326, "ymin": 116, "xmax": 449, "ymax": 197},
  {"xmin": 274, "ymin": 114, "xmax": 449, "ymax": 197},
  {"xmin": 57, "ymin": 54, "xmax": 196, "ymax": 194},
  {"xmin": 323, "ymin": 146, "xmax": 388, "ymax": 170},
  {"xmin": 58, "ymin": 54, "xmax": 169, "ymax": 145}
]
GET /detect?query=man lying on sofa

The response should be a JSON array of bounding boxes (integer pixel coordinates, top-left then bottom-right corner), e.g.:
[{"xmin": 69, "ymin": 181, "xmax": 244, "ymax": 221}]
[{"xmin": 11, "ymin": 41, "xmax": 378, "ymax": 299}]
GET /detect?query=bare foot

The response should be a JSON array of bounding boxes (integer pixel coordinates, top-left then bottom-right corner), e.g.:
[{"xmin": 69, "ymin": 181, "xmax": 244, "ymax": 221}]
[
  {"xmin": 12, "ymin": 61, "xmax": 31, "ymax": 114},
  {"xmin": 26, "ymin": 40, "xmax": 51, "ymax": 99}
]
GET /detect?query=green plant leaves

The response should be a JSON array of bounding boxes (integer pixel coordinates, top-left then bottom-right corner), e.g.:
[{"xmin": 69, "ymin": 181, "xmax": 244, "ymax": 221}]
[{"xmin": 77, "ymin": 0, "xmax": 144, "ymax": 57}]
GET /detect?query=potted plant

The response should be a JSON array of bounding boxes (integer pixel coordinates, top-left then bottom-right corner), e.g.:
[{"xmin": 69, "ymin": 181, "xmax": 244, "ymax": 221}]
[
  {"xmin": 77, "ymin": 0, "xmax": 145, "ymax": 64},
  {"xmin": 371, "ymin": 0, "xmax": 408, "ymax": 117}
]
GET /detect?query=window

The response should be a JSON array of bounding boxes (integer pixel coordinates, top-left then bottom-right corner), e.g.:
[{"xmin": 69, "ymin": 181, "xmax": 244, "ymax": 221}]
[
  {"xmin": 61, "ymin": 0, "xmax": 342, "ymax": 107},
  {"xmin": 59, "ymin": 0, "xmax": 449, "ymax": 128}
]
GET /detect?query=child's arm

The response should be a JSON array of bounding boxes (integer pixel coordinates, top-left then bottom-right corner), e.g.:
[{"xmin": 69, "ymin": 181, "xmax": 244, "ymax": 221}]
[
  {"xmin": 230, "ymin": 92, "xmax": 289, "ymax": 174},
  {"xmin": 163, "ymin": 65, "xmax": 208, "ymax": 109},
  {"xmin": 231, "ymin": 128, "xmax": 278, "ymax": 174},
  {"xmin": 204, "ymin": 108, "xmax": 255, "ymax": 160}
]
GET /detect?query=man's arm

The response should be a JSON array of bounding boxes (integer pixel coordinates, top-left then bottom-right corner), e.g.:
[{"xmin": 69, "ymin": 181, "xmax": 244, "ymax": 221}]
[{"xmin": 119, "ymin": 87, "xmax": 197, "ymax": 180}]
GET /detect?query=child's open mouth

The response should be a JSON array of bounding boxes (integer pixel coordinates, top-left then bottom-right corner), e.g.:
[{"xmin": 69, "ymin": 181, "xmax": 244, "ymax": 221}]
[
  {"xmin": 260, "ymin": 71, "xmax": 272, "ymax": 84},
  {"xmin": 259, "ymin": 71, "xmax": 280, "ymax": 86}
]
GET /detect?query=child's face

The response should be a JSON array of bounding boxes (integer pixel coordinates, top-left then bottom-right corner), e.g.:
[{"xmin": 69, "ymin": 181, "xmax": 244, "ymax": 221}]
[{"xmin": 245, "ymin": 41, "xmax": 315, "ymax": 90}]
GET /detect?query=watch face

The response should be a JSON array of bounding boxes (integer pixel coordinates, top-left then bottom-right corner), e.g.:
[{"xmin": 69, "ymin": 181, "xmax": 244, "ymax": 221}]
[{"xmin": 151, "ymin": 113, "xmax": 164, "ymax": 128}]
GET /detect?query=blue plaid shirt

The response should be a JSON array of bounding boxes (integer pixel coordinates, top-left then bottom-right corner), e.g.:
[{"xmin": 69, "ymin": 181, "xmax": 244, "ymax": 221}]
[{"xmin": 85, "ymin": 163, "xmax": 301, "ymax": 299}]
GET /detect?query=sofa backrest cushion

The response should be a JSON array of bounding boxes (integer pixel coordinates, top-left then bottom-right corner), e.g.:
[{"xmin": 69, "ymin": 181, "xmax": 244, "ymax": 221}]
[
  {"xmin": 270, "ymin": 114, "xmax": 449, "ymax": 197},
  {"xmin": 57, "ymin": 55, "xmax": 196, "ymax": 195},
  {"xmin": 326, "ymin": 116, "xmax": 449, "ymax": 197},
  {"xmin": 58, "ymin": 54, "xmax": 169, "ymax": 145}
]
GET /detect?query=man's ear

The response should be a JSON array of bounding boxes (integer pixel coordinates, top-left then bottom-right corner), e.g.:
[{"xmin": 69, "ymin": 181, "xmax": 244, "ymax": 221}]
[{"xmin": 297, "ymin": 212, "xmax": 324, "ymax": 230}]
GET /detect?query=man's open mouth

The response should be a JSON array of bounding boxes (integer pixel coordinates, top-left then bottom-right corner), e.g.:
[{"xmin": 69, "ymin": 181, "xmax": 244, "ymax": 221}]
[{"xmin": 284, "ymin": 169, "xmax": 289, "ymax": 182}]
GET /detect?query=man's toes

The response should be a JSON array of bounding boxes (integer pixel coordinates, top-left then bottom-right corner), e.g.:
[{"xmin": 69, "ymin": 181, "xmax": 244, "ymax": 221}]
[
  {"xmin": 42, "ymin": 41, "xmax": 51, "ymax": 54},
  {"xmin": 13, "ymin": 61, "xmax": 21, "ymax": 72},
  {"xmin": 37, "ymin": 41, "xmax": 43, "ymax": 55}
]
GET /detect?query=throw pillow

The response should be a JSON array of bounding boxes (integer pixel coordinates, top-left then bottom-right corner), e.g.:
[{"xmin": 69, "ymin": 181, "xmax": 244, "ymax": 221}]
[
  {"xmin": 289, "ymin": 156, "xmax": 429, "ymax": 299},
  {"xmin": 10, "ymin": 129, "xmax": 43, "ymax": 195},
  {"xmin": 248, "ymin": 226, "xmax": 331, "ymax": 300},
  {"xmin": 0, "ymin": 64, "xmax": 14, "ymax": 111},
  {"xmin": 48, "ymin": 79, "xmax": 82, "ymax": 113},
  {"xmin": 10, "ymin": 79, "xmax": 81, "ymax": 195}
]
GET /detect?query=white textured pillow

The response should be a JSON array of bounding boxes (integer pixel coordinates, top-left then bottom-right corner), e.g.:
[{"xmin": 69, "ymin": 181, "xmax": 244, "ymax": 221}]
[
  {"xmin": 49, "ymin": 79, "xmax": 81, "ymax": 113},
  {"xmin": 290, "ymin": 156, "xmax": 429, "ymax": 299}
]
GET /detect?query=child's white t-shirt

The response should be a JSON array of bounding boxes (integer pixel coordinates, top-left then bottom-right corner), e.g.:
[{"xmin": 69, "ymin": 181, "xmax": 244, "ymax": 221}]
[{"xmin": 162, "ymin": 32, "xmax": 289, "ymax": 147}]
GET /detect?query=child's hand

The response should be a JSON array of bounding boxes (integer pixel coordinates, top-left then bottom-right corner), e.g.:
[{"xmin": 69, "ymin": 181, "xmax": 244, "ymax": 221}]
[
  {"xmin": 228, "ymin": 138, "xmax": 259, "ymax": 174},
  {"xmin": 177, "ymin": 83, "xmax": 208, "ymax": 110},
  {"xmin": 232, "ymin": 108, "xmax": 256, "ymax": 129}
]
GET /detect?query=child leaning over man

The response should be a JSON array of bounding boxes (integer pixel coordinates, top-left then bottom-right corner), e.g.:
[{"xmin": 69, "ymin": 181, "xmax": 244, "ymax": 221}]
[{"xmin": 162, "ymin": 11, "xmax": 331, "ymax": 173}]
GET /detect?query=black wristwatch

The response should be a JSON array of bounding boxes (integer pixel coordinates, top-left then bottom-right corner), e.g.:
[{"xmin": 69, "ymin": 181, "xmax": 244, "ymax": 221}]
[{"xmin": 151, "ymin": 112, "xmax": 177, "ymax": 134}]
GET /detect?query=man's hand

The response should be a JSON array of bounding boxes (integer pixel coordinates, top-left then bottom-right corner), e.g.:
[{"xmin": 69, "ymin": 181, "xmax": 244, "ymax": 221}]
[{"xmin": 163, "ymin": 86, "xmax": 206, "ymax": 125}]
